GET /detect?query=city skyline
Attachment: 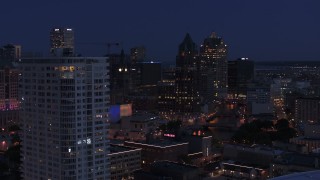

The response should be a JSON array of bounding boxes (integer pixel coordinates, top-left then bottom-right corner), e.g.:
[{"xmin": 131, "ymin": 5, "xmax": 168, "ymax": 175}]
[
  {"xmin": 1, "ymin": 0, "xmax": 320, "ymax": 62},
  {"xmin": 2, "ymin": 2, "xmax": 320, "ymax": 178}
]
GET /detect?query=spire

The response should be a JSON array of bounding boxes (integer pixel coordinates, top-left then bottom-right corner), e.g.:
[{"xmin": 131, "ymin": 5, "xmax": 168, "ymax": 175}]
[
  {"xmin": 210, "ymin": 32, "xmax": 217, "ymax": 38},
  {"xmin": 178, "ymin": 33, "xmax": 197, "ymax": 54}
]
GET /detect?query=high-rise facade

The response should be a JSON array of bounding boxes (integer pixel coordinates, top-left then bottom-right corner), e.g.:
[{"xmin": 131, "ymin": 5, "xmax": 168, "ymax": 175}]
[
  {"xmin": 130, "ymin": 46, "xmax": 146, "ymax": 64},
  {"xmin": 175, "ymin": 34, "xmax": 201, "ymax": 117},
  {"xmin": 50, "ymin": 28, "xmax": 75, "ymax": 57},
  {"xmin": 199, "ymin": 32, "xmax": 228, "ymax": 99},
  {"xmin": 0, "ymin": 67, "xmax": 19, "ymax": 129},
  {"xmin": 108, "ymin": 50, "xmax": 131, "ymax": 104},
  {"xmin": 0, "ymin": 44, "xmax": 21, "ymax": 62},
  {"xmin": 19, "ymin": 57, "xmax": 110, "ymax": 180},
  {"xmin": 228, "ymin": 58, "xmax": 254, "ymax": 98},
  {"xmin": 158, "ymin": 67, "xmax": 176, "ymax": 119}
]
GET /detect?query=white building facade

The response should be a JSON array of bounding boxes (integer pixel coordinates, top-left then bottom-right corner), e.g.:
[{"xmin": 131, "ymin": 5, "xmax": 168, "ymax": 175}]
[{"xmin": 19, "ymin": 57, "xmax": 110, "ymax": 180}]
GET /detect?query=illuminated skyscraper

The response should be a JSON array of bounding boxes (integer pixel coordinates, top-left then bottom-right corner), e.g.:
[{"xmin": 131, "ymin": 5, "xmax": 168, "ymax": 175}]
[
  {"xmin": 19, "ymin": 57, "xmax": 110, "ymax": 180},
  {"xmin": 199, "ymin": 32, "xmax": 228, "ymax": 99},
  {"xmin": 50, "ymin": 28, "xmax": 75, "ymax": 56}
]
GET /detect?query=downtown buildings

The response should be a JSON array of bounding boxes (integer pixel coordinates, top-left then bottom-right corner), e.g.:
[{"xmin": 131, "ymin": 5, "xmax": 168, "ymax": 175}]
[
  {"xmin": 159, "ymin": 32, "xmax": 228, "ymax": 120},
  {"xmin": 50, "ymin": 28, "xmax": 75, "ymax": 57},
  {"xmin": 19, "ymin": 57, "xmax": 110, "ymax": 180}
]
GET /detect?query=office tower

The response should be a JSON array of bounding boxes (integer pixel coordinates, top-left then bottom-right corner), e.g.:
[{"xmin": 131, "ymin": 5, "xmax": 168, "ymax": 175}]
[
  {"xmin": 199, "ymin": 32, "xmax": 228, "ymax": 99},
  {"xmin": 108, "ymin": 50, "xmax": 131, "ymax": 104},
  {"xmin": 176, "ymin": 33, "xmax": 197, "ymax": 68},
  {"xmin": 125, "ymin": 62, "xmax": 161, "ymax": 111},
  {"xmin": 158, "ymin": 67, "xmax": 176, "ymax": 119},
  {"xmin": 175, "ymin": 34, "xmax": 201, "ymax": 118},
  {"xmin": 0, "ymin": 67, "xmax": 19, "ymax": 129},
  {"xmin": 50, "ymin": 28, "xmax": 75, "ymax": 56},
  {"xmin": 19, "ymin": 57, "xmax": 110, "ymax": 180},
  {"xmin": 136, "ymin": 61, "xmax": 161, "ymax": 86},
  {"xmin": 130, "ymin": 46, "xmax": 146, "ymax": 64},
  {"xmin": 0, "ymin": 44, "xmax": 21, "ymax": 64},
  {"xmin": 228, "ymin": 58, "xmax": 254, "ymax": 98}
]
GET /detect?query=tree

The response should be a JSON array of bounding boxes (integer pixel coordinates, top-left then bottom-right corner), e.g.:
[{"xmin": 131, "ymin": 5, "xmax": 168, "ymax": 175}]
[
  {"xmin": 274, "ymin": 119, "xmax": 297, "ymax": 142},
  {"xmin": 275, "ymin": 119, "xmax": 289, "ymax": 130},
  {"xmin": 5, "ymin": 145, "xmax": 21, "ymax": 164}
]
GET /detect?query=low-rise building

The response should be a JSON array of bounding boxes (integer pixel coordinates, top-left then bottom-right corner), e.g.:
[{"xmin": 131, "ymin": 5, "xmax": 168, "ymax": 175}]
[
  {"xmin": 221, "ymin": 162, "xmax": 268, "ymax": 180},
  {"xmin": 124, "ymin": 141, "xmax": 188, "ymax": 166},
  {"xmin": 109, "ymin": 112, "xmax": 160, "ymax": 141},
  {"xmin": 270, "ymin": 152, "xmax": 320, "ymax": 178},
  {"xmin": 223, "ymin": 144, "xmax": 282, "ymax": 167},
  {"xmin": 290, "ymin": 123, "xmax": 320, "ymax": 152},
  {"xmin": 109, "ymin": 144, "xmax": 142, "ymax": 180},
  {"xmin": 134, "ymin": 161, "xmax": 200, "ymax": 180}
]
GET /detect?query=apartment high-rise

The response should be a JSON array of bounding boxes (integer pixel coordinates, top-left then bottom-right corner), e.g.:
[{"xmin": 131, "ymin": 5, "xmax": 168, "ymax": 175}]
[
  {"xmin": 50, "ymin": 28, "xmax": 75, "ymax": 56},
  {"xmin": 199, "ymin": 32, "xmax": 228, "ymax": 99},
  {"xmin": 19, "ymin": 57, "xmax": 110, "ymax": 180}
]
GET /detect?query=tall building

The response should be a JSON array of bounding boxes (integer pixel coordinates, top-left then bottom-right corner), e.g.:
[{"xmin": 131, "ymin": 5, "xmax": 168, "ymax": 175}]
[
  {"xmin": 176, "ymin": 33, "xmax": 198, "ymax": 68},
  {"xmin": 19, "ymin": 57, "xmax": 110, "ymax": 180},
  {"xmin": 199, "ymin": 32, "xmax": 228, "ymax": 99},
  {"xmin": 175, "ymin": 34, "xmax": 201, "ymax": 118},
  {"xmin": 108, "ymin": 50, "xmax": 131, "ymax": 104},
  {"xmin": 228, "ymin": 58, "xmax": 254, "ymax": 98},
  {"xmin": 130, "ymin": 46, "xmax": 146, "ymax": 64},
  {"xmin": 0, "ymin": 44, "xmax": 21, "ymax": 64},
  {"xmin": 0, "ymin": 67, "xmax": 19, "ymax": 129},
  {"xmin": 50, "ymin": 28, "xmax": 75, "ymax": 57},
  {"xmin": 158, "ymin": 67, "xmax": 176, "ymax": 119},
  {"xmin": 127, "ymin": 61, "xmax": 161, "ymax": 111}
]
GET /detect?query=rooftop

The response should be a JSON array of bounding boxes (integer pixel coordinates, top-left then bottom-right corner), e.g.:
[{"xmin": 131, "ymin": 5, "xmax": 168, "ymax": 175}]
[
  {"xmin": 125, "ymin": 140, "xmax": 188, "ymax": 148},
  {"xmin": 270, "ymin": 170, "xmax": 320, "ymax": 180},
  {"xmin": 274, "ymin": 152, "xmax": 320, "ymax": 167},
  {"xmin": 151, "ymin": 161, "xmax": 199, "ymax": 173},
  {"xmin": 109, "ymin": 144, "xmax": 141, "ymax": 155}
]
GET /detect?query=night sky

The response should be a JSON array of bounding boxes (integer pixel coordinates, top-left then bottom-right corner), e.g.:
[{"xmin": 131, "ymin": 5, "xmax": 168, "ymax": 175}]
[{"xmin": 1, "ymin": 0, "xmax": 320, "ymax": 63}]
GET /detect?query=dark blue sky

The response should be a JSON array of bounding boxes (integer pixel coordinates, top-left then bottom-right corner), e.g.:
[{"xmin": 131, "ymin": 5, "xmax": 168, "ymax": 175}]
[{"xmin": 1, "ymin": 0, "xmax": 320, "ymax": 63}]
